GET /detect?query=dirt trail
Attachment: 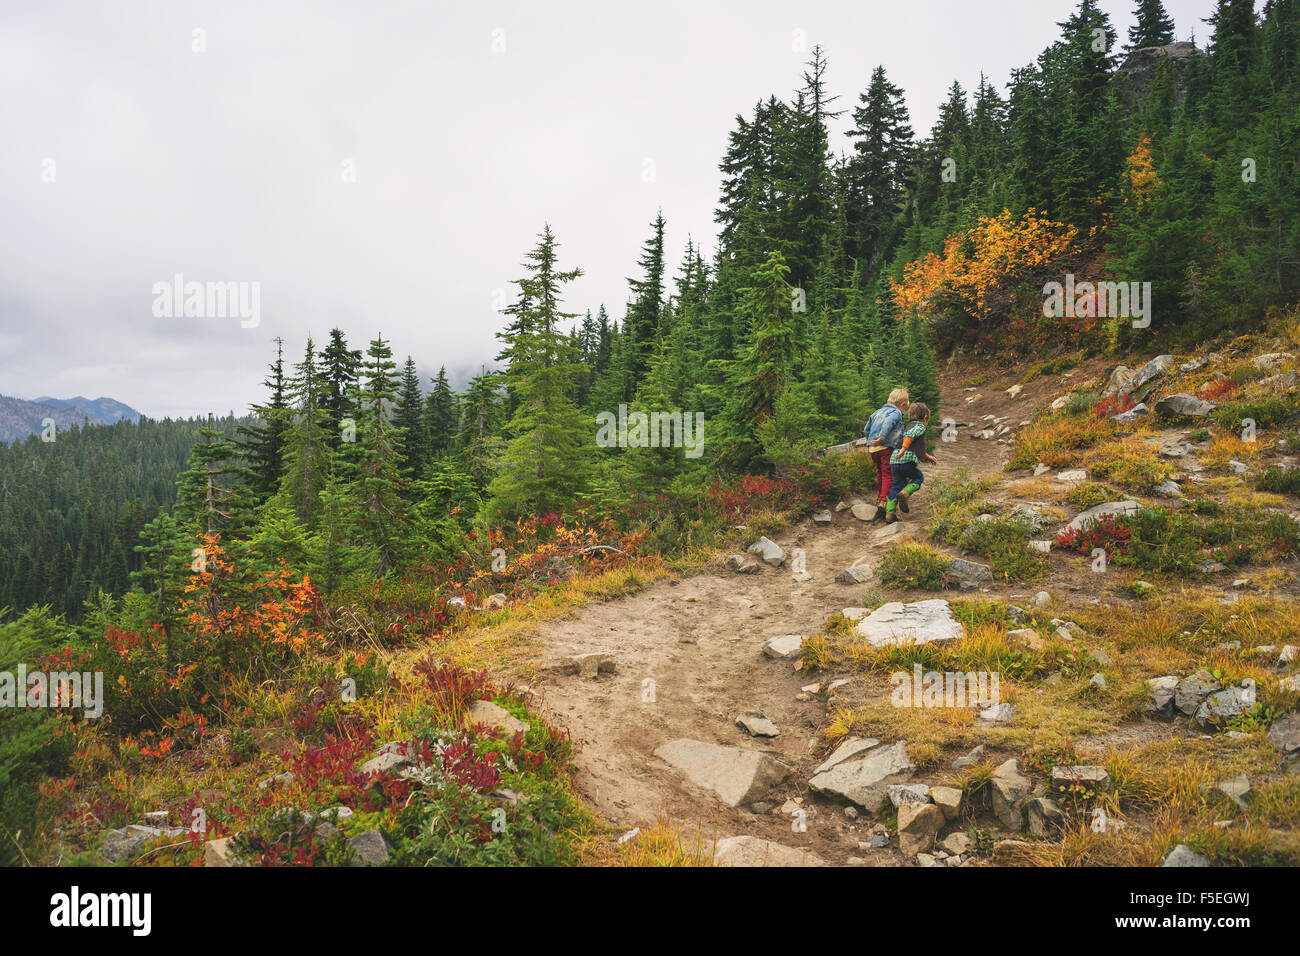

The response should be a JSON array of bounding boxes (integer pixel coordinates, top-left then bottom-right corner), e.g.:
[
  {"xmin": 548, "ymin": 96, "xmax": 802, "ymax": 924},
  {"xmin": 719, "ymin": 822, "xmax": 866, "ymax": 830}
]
[{"xmin": 528, "ymin": 371, "xmax": 1064, "ymax": 862}]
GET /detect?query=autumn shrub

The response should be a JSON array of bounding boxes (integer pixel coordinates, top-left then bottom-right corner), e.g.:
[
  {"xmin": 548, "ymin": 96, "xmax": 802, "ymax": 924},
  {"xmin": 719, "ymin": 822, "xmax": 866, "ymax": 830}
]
[
  {"xmin": 1258, "ymin": 467, "xmax": 1300, "ymax": 496},
  {"xmin": 958, "ymin": 515, "xmax": 1050, "ymax": 582},
  {"xmin": 1214, "ymin": 397, "xmax": 1294, "ymax": 431},
  {"xmin": 874, "ymin": 543, "xmax": 950, "ymax": 591},
  {"xmin": 1009, "ymin": 416, "xmax": 1112, "ymax": 469}
]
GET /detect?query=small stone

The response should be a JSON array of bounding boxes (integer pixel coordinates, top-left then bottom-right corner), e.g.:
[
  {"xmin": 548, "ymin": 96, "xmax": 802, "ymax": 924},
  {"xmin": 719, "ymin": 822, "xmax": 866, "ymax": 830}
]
[
  {"xmin": 746, "ymin": 536, "xmax": 787, "ymax": 567},
  {"xmin": 1025, "ymin": 797, "xmax": 1065, "ymax": 836},
  {"xmin": 347, "ymin": 830, "xmax": 392, "ymax": 867},
  {"xmin": 1162, "ymin": 844, "xmax": 1210, "ymax": 868},
  {"xmin": 736, "ymin": 709, "xmax": 779, "ymax": 738},
  {"xmin": 812, "ymin": 510, "xmax": 833, "ymax": 524},
  {"xmin": 1090, "ymin": 673, "xmax": 1107, "ymax": 690},
  {"xmin": 930, "ymin": 786, "xmax": 963, "ymax": 821},
  {"xmin": 1033, "ymin": 591, "xmax": 1051, "ymax": 607},
  {"xmin": 1056, "ymin": 470, "xmax": 1087, "ymax": 482},
  {"xmin": 467, "ymin": 699, "xmax": 530, "ymax": 736},
  {"xmin": 887, "ymin": 784, "xmax": 932, "ymax": 808},
  {"xmin": 979, "ymin": 702, "xmax": 1015, "ymax": 722},
  {"xmin": 897, "ymin": 803, "xmax": 946, "ymax": 857},
  {"xmin": 762, "ymin": 634, "xmax": 805, "ymax": 660},
  {"xmin": 1051, "ymin": 765, "xmax": 1111, "ymax": 793},
  {"xmin": 573, "ymin": 652, "xmax": 616, "ymax": 678},
  {"xmin": 360, "ymin": 752, "xmax": 409, "ymax": 776},
  {"xmin": 835, "ymin": 565, "xmax": 874, "ymax": 584},
  {"xmin": 952, "ymin": 745, "xmax": 985, "ymax": 769},
  {"xmin": 941, "ymin": 832, "xmax": 973, "ymax": 856},
  {"xmin": 851, "ymin": 502, "xmax": 879, "ymax": 522}
]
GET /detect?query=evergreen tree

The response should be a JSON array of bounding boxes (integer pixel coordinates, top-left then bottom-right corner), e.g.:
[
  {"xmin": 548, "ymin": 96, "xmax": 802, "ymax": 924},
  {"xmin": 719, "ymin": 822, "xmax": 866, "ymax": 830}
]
[{"xmin": 1126, "ymin": 0, "xmax": 1177, "ymax": 51}]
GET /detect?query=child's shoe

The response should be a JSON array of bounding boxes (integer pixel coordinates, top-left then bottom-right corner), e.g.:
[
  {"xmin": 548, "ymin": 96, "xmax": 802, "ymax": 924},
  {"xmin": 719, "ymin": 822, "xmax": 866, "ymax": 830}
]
[{"xmin": 897, "ymin": 490, "xmax": 910, "ymax": 513}]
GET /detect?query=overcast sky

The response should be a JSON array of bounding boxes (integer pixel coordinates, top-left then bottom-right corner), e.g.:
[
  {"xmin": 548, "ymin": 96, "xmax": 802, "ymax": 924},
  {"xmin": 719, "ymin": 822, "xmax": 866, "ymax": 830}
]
[{"xmin": 1, "ymin": 0, "xmax": 1217, "ymax": 418}]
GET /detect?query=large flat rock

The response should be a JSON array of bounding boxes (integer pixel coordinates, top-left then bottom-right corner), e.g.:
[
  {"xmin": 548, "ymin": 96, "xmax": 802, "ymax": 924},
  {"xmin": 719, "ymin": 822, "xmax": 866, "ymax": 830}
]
[
  {"xmin": 854, "ymin": 600, "xmax": 965, "ymax": 647},
  {"xmin": 712, "ymin": 836, "xmax": 825, "ymax": 867},
  {"xmin": 654, "ymin": 739, "xmax": 791, "ymax": 808},
  {"xmin": 808, "ymin": 740, "xmax": 914, "ymax": 810},
  {"xmin": 1064, "ymin": 500, "xmax": 1140, "ymax": 533}
]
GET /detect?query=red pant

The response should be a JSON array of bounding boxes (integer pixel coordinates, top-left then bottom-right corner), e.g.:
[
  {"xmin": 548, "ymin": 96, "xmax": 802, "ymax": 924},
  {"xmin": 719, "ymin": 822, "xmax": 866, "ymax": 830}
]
[{"xmin": 871, "ymin": 449, "xmax": 893, "ymax": 505}]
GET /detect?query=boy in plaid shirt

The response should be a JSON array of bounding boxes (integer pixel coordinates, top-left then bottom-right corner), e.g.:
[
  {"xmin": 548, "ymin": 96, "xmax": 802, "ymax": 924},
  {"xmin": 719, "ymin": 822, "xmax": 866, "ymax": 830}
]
[{"xmin": 885, "ymin": 402, "xmax": 937, "ymax": 523}]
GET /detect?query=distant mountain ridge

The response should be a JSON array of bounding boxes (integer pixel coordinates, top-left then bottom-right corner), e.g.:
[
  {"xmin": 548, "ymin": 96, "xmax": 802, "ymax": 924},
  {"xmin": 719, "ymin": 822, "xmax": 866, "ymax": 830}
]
[{"xmin": 0, "ymin": 394, "xmax": 142, "ymax": 443}]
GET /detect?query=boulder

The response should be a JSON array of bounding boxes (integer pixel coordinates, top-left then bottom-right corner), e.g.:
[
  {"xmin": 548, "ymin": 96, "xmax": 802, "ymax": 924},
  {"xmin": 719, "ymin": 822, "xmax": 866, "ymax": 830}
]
[
  {"xmin": 1025, "ymin": 797, "xmax": 1065, "ymax": 836},
  {"xmin": 467, "ymin": 699, "xmax": 530, "ymax": 736},
  {"xmin": 851, "ymin": 502, "xmax": 879, "ymax": 522},
  {"xmin": 1253, "ymin": 352, "xmax": 1294, "ymax": 371},
  {"xmin": 1195, "ymin": 684, "xmax": 1256, "ymax": 727},
  {"xmin": 947, "ymin": 558, "xmax": 992, "ymax": 585},
  {"xmin": 854, "ymin": 600, "xmax": 965, "ymax": 648},
  {"xmin": 1064, "ymin": 500, "xmax": 1141, "ymax": 533},
  {"xmin": 762, "ymin": 634, "xmax": 805, "ymax": 660},
  {"xmin": 814, "ymin": 737, "xmax": 881, "ymax": 774},
  {"xmin": 203, "ymin": 837, "xmax": 244, "ymax": 868},
  {"xmin": 1106, "ymin": 365, "xmax": 1136, "ymax": 395},
  {"xmin": 712, "ymin": 836, "xmax": 825, "ymax": 867},
  {"xmin": 360, "ymin": 751, "xmax": 409, "ymax": 776},
  {"xmin": 346, "ymin": 830, "xmax": 392, "ymax": 867},
  {"xmin": 1126, "ymin": 354, "xmax": 1174, "ymax": 397},
  {"xmin": 1155, "ymin": 393, "xmax": 1216, "ymax": 418},
  {"xmin": 897, "ymin": 803, "xmax": 945, "ymax": 858},
  {"xmin": 573, "ymin": 652, "xmax": 616, "ymax": 678},
  {"xmin": 1175, "ymin": 670, "xmax": 1222, "ymax": 716},
  {"xmin": 990, "ymin": 759, "xmax": 1032, "ymax": 830},
  {"xmin": 1212, "ymin": 774, "xmax": 1251, "ymax": 809},
  {"xmin": 654, "ymin": 739, "xmax": 791, "ymax": 807},
  {"xmin": 941, "ymin": 832, "xmax": 973, "ymax": 856},
  {"xmin": 1112, "ymin": 403, "xmax": 1148, "ymax": 424},
  {"xmin": 1056, "ymin": 469, "xmax": 1088, "ymax": 482},
  {"xmin": 1266, "ymin": 713, "xmax": 1300, "ymax": 756},
  {"xmin": 887, "ymin": 784, "xmax": 932, "ymax": 808},
  {"xmin": 952, "ymin": 745, "xmax": 985, "ymax": 769},
  {"xmin": 746, "ymin": 536, "xmax": 786, "ymax": 567},
  {"xmin": 726, "ymin": 554, "xmax": 762, "ymax": 574},
  {"xmin": 835, "ymin": 565, "xmax": 874, "ymax": 584},
  {"xmin": 812, "ymin": 509, "xmax": 833, "ymax": 524},
  {"xmin": 930, "ymin": 786, "xmax": 963, "ymax": 821},
  {"xmin": 1146, "ymin": 675, "xmax": 1180, "ymax": 719},
  {"xmin": 1051, "ymin": 765, "xmax": 1111, "ymax": 793},
  {"xmin": 808, "ymin": 740, "xmax": 914, "ymax": 811}
]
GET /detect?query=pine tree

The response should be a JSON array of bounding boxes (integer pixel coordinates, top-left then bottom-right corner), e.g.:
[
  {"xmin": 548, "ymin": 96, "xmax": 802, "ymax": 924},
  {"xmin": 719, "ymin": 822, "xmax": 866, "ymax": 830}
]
[
  {"xmin": 394, "ymin": 356, "xmax": 427, "ymax": 480},
  {"xmin": 236, "ymin": 337, "xmax": 291, "ymax": 504},
  {"xmin": 1126, "ymin": 0, "xmax": 1177, "ymax": 51},
  {"xmin": 278, "ymin": 336, "xmax": 333, "ymax": 524},
  {"xmin": 423, "ymin": 366, "xmax": 457, "ymax": 459},
  {"xmin": 623, "ymin": 211, "xmax": 667, "ymax": 393},
  {"xmin": 351, "ymin": 335, "xmax": 408, "ymax": 574},
  {"xmin": 320, "ymin": 328, "xmax": 362, "ymax": 452},
  {"xmin": 487, "ymin": 226, "xmax": 594, "ymax": 520},
  {"xmin": 175, "ymin": 416, "xmax": 245, "ymax": 536}
]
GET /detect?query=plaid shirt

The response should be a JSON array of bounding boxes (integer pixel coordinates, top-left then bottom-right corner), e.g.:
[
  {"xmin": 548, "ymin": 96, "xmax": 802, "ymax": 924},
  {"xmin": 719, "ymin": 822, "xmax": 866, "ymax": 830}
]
[{"xmin": 890, "ymin": 422, "xmax": 927, "ymax": 465}]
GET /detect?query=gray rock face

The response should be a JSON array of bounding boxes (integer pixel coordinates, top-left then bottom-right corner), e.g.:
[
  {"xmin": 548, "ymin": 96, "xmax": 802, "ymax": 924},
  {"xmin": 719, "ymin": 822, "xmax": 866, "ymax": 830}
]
[
  {"xmin": 990, "ymin": 759, "xmax": 1032, "ymax": 830},
  {"xmin": 1064, "ymin": 500, "xmax": 1141, "ymax": 533},
  {"xmin": 1106, "ymin": 365, "xmax": 1136, "ymax": 395},
  {"xmin": 712, "ymin": 836, "xmax": 825, "ymax": 867},
  {"xmin": 1025, "ymin": 797, "xmax": 1065, "ymax": 836},
  {"xmin": 814, "ymin": 737, "xmax": 881, "ymax": 774},
  {"xmin": 1121, "ymin": 42, "xmax": 1197, "ymax": 108},
  {"xmin": 1267, "ymin": 713, "xmax": 1300, "ymax": 755},
  {"xmin": 854, "ymin": 600, "xmax": 965, "ymax": 647},
  {"xmin": 835, "ymin": 565, "xmax": 874, "ymax": 584},
  {"xmin": 347, "ymin": 830, "xmax": 392, "ymax": 867},
  {"xmin": 808, "ymin": 740, "xmax": 914, "ymax": 810},
  {"xmin": 360, "ymin": 751, "xmax": 410, "ymax": 776},
  {"xmin": 1175, "ymin": 669, "xmax": 1223, "ymax": 716},
  {"xmin": 1126, "ymin": 354, "xmax": 1175, "ymax": 398},
  {"xmin": 1253, "ymin": 351, "xmax": 1294, "ymax": 370},
  {"xmin": 897, "ymin": 803, "xmax": 945, "ymax": 857},
  {"xmin": 1162, "ymin": 844, "xmax": 1210, "ymax": 868},
  {"xmin": 1112, "ymin": 403, "xmax": 1148, "ymax": 424},
  {"xmin": 747, "ymin": 536, "xmax": 786, "ymax": 567},
  {"xmin": 1146, "ymin": 675, "xmax": 1180, "ymax": 719},
  {"xmin": 947, "ymin": 558, "xmax": 992, "ymax": 584},
  {"xmin": 98, "ymin": 828, "xmax": 152, "ymax": 863},
  {"xmin": 654, "ymin": 739, "xmax": 791, "ymax": 807},
  {"xmin": 887, "ymin": 784, "xmax": 932, "ymax": 808},
  {"xmin": 1195, "ymin": 684, "xmax": 1256, "ymax": 727},
  {"xmin": 1051, "ymin": 765, "xmax": 1112, "ymax": 793},
  {"xmin": 1155, "ymin": 393, "xmax": 1216, "ymax": 417}
]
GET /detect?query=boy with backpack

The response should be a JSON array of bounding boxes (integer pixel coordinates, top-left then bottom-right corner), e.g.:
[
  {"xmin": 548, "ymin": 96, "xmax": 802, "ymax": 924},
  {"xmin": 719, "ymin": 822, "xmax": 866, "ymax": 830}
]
[{"xmin": 863, "ymin": 388, "xmax": 909, "ymax": 517}]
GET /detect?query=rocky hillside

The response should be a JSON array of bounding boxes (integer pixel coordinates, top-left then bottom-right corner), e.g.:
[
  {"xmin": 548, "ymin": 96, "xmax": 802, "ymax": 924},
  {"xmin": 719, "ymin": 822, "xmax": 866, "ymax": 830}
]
[{"xmin": 0, "ymin": 393, "xmax": 141, "ymax": 443}]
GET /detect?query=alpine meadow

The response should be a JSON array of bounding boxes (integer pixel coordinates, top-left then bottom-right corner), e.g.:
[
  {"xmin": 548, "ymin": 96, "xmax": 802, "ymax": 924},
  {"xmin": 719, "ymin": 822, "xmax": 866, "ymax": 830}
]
[{"xmin": 3, "ymin": 0, "xmax": 1300, "ymax": 923}]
